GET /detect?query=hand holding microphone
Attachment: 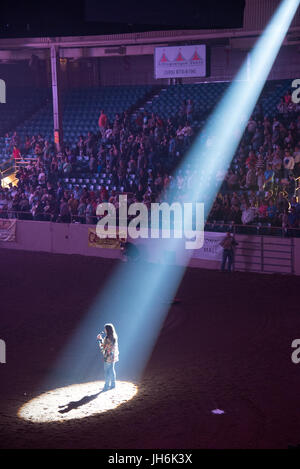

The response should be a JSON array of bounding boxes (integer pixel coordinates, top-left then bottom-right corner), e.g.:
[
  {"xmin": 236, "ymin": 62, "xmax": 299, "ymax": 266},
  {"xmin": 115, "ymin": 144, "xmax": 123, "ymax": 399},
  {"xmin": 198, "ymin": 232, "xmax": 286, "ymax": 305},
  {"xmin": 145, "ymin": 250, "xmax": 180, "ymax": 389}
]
[{"xmin": 97, "ymin": 331, "xmax": 105, "ymax": 342}]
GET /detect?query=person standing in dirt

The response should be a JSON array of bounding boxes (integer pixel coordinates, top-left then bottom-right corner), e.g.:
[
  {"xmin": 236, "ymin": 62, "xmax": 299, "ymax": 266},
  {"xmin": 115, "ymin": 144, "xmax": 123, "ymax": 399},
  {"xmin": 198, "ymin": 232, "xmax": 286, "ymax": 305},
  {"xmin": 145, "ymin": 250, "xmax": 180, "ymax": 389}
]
[
  {"xmin": 97, "ymin": 323, "xmax": 119, "ymax": 391},
  {"xmin": 220, "ymin": 231, "xmax": 239, "ymax": 272}
]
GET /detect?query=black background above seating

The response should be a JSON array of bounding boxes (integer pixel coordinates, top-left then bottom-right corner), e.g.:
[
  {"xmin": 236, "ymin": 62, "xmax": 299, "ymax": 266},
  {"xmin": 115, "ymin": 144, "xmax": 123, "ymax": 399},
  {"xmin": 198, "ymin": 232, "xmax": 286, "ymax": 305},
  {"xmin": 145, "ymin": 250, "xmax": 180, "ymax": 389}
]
[
  {"xmin": 0, "ymin": 0, "xmax": 245, "ymax": 38},
  {"xmin": 86, "ymin": 0, "xmax": 246, "ymax": 30}
]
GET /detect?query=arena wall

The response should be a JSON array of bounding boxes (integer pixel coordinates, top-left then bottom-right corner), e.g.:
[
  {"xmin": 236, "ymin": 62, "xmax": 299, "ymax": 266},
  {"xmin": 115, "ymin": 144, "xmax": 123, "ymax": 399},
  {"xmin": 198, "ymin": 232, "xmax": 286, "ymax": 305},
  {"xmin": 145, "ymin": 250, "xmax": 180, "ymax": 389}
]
[{"xmin": 0, "ymin": 220, "xmax": 298, "ymax": 275}]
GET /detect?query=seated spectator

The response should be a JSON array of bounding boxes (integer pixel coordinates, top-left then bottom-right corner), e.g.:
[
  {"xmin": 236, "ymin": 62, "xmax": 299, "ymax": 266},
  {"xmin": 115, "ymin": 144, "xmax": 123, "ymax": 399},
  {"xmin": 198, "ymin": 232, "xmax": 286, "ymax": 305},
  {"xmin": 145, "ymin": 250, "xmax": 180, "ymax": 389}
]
[
  {"xmin": 186, "ymin": 99, "xmax": 194, "ymax": 122},
  {"xmin": 68, "ymin": 193, "xmax": 79, "ymax": 219},
  {"xmin": 246, "ymin": 167, "xmax": 257, "ymax": 189},
  {"xmin": 284, "ymin": 90, "xmax": 292, "ymax": 105},
  {"xmin": 98, "ymin": 110, "xmax": 108, "ymax": 137},
  {"xmin": 12, "ymin": 145, "xmax": 22, "ymax": 160},
  {"xmin": 264, "ymin": 163, "xmax": 275, "ymax": 190},
  {"xmin": 38, "ymin": 169, "xmax": 46, "ymax": 186},
  {"xmin": 288, "ymin": 206, "xmax": 299, "ymax": 228},
  {"xmin": 252, "ymin": 127, "xmax": 264, "ymax": 152},
  {"xmin": 247, "ymin": 116, "xmax": 257, "ymax": 137},
  {"xmin": 62, "ymin": 159, "xmax": 72, "ymax": 174},
  {"xmin": 258, "ymin": 200, "xmax": 268, "ymax": 221},
  {"xmin": 85, "ymin": 199, "xmax": 95, "ymax": 225},
  {"xmin": 77, "ymin": 135, "xmax": 86, "ymax": 156},
  {"xmin": 59, "ymin": 198, "xmax": 71, "ymax": 223},
  {"xmin": 242, "ymin": 203, "xmax": 256, "ymax": 225},
  {"xmin": 4, "ymin": 133, "xmax": 11, "ymax": 157},
  {"xmin": 293, "ymin": 145, "xmax": 300, "ymax": 167},
  {"xmin": 77, "ymin": 198, "xmax": 87, "ymax": 224},
  {"xmin": 229, "ymin": 204, "xmax": 242, "ymax": 225},
  {"xmin": 267, "ymin": 199, "xmax": 277, "ymax": 221},
  {"xmin": 182, "ymin": 122, "xmax": 193, "ymax": 146},
  {"xmin": 256, "ymin": 168, "xmax": 265, "ymax": 194},
  {"xmin": 277, "ymin": 97, "xmax": 287, "ymax": 115},
  {"xmin": 226, "ymin": 170, "xmax": 239, "ymax": 190},
  {"xmin": 32, "ymin": 201, "xmax": 44, "ymax": 221},
  {"xmin": 89, "ymin": 154, "xmax": 97, "ymax": 173},
  {"xmin": 283, "ymin": 150, "xmax": 295, "ymax": 178},
  {"xmin": 246, "ymin": 150, "xmax": 257, "ymax": 169},
  {"xmin": 255, "ymin": 153, "xmax": 265, "ymax": 171}
]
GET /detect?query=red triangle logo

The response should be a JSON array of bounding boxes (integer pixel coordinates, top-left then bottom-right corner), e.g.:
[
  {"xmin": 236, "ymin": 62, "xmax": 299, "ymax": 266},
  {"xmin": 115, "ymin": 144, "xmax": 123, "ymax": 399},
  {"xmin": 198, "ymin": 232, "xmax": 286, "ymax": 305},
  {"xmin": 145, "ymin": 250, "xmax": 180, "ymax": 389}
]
[
  {"xmin": 160, "ymin": 52, "xmax": 169, "ymax": 63},
  {"xmin": 175, "ymin": 50, "xmax": 185, "ymax": 62},
  {"xmin": 191, "ymin": 49, "xmax": 201, "ymax": 61}
]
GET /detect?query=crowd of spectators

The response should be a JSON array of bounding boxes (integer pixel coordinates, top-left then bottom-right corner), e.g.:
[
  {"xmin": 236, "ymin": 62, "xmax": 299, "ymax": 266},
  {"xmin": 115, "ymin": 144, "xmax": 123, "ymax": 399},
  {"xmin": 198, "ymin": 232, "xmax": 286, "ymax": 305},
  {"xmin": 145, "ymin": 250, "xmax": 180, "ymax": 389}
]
[
  {"xmin": 209, "ymin": 89, "xmax": 300, "ymax": 231},
  {"xmin": 0, "ymin": 88, "xmax": 300, "ymax": 234},
  {"xmin": 0, "ymin": 105, "xmax": 197, "ymax": 224}
]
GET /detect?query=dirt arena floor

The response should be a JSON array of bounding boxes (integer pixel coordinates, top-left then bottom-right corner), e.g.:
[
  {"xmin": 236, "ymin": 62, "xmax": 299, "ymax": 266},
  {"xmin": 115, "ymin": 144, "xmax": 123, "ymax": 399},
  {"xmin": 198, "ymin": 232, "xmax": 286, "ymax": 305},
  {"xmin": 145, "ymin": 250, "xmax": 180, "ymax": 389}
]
[{"xmin": 0, "ymin": 248, "xmax": 300, "ymax": 449}]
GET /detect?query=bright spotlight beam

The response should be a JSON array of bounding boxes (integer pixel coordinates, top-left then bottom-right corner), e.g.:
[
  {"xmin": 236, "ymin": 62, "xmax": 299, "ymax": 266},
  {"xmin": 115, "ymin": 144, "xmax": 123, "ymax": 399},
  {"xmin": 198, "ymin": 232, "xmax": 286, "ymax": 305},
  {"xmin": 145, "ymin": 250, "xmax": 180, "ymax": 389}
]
[
  {"xmin": 46, "ymin": 0, "xmax": 299, "ymax": 389},
  {"xmin": 175, "ymin": 0, "xmax": 300, "ymax": 218}
]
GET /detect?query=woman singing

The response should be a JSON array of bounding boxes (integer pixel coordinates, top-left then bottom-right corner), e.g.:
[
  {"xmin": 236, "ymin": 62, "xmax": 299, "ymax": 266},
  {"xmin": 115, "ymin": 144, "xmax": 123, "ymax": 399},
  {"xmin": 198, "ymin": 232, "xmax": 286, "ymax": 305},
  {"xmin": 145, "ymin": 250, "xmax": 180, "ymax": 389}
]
[{"xmin": 97, "ymin": 323, "xmax": 119, "ymax": 391}]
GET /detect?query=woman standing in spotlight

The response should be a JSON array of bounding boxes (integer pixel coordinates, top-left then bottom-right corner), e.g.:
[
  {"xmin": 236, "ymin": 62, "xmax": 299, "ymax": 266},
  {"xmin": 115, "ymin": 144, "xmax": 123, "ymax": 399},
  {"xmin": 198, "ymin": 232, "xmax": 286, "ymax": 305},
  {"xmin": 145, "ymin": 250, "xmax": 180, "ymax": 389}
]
[{"xmin": 97, "ymin": 323, "xmax": 119, "ymax": 391}]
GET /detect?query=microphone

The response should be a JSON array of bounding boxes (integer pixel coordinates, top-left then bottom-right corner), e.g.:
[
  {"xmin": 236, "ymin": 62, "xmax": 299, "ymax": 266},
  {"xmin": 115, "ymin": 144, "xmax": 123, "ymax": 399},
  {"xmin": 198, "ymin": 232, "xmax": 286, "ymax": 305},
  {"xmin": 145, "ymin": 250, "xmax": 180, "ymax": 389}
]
[{"xmin": 97, "ymin": 331, "xmax": 105, "ymax": 341}]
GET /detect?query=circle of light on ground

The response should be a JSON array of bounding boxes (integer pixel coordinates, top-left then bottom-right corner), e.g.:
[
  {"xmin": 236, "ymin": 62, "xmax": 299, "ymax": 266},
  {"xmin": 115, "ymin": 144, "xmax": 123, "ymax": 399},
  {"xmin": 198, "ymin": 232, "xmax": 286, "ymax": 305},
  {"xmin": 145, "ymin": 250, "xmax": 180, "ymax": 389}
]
[{"xmin": 18, "ymin": 381, "xmax": 138, "ymax": 422}]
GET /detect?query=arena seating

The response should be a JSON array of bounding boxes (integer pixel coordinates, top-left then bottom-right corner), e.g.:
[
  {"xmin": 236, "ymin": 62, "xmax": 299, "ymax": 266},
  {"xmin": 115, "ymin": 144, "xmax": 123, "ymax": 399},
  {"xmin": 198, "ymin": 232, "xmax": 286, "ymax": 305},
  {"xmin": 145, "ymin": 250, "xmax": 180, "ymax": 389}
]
[
  {"xmin": 141, "ymin": 79, "xmax": 294, "ymax": 122},
  {"xmin": 0, "ymin": 79, "xmax": 293, "ymax": 162},
  {"xmin": 0, "ymin": 78, "xmax": 299, "ymax": 234},
  {"xmin": 11, "ymin": 85, "xmax": 153, "ymax": 148},
  {"xmin": 143, "ymin": 82, "xmax": 229, "ymax": 121},
  {"xmin": 0, "ymin": 87, "xmax": 50, "ymax": 163}
]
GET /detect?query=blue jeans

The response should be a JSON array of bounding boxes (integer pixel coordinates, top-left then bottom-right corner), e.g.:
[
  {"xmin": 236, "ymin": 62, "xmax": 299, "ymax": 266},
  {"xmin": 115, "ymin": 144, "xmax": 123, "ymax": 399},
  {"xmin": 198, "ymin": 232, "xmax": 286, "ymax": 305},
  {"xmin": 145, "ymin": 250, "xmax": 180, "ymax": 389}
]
[
  {"xmin": 221, "ymin": 249, "xmax": 234, "ymax": 272},
  {"xmin": 104, "ymin": 361, "xmax": 116, "ymax": 388}
]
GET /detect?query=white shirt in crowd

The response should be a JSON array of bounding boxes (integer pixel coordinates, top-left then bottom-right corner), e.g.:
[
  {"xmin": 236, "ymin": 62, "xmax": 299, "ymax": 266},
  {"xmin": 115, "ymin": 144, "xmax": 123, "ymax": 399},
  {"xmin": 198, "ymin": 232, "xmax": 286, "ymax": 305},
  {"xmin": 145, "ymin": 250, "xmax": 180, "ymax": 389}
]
[
  {"xmin": 283, "ymin": 156, "xmax": 295, "ymax": 170},
  {"xmin": 38, "ymin": 172, "xmax": 46, "ymax": 184},
  {"xmin": 293, "ymin": 149, "xmax": 300, "ymax": 164}
]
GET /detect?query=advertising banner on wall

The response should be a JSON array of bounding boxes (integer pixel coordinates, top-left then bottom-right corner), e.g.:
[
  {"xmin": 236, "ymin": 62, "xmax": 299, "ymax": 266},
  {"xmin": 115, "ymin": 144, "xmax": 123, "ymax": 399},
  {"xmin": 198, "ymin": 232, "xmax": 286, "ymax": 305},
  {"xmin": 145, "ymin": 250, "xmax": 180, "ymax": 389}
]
[
  {"xmin": 154, "ymin": 45, "xmax": 207, "ymax": 79},
  {"xmin": 0, "ymin": 219, "xmax": 16, "ymax": 242},
  {"xmin": 88, "ymin": 228, "xmax": 121, "ymax": 249},
  {"xmin": 192, "ymin": 231, "xmax": 225, "ymax": 261}
]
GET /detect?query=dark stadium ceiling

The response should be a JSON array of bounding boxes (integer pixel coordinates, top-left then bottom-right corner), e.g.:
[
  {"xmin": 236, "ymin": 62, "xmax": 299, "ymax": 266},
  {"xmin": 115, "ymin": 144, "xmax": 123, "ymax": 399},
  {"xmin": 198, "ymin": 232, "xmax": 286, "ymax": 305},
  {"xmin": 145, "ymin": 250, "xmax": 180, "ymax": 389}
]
[{"xmin": 0, "ymin": 0, "xmax": 246, "ymax": 38}]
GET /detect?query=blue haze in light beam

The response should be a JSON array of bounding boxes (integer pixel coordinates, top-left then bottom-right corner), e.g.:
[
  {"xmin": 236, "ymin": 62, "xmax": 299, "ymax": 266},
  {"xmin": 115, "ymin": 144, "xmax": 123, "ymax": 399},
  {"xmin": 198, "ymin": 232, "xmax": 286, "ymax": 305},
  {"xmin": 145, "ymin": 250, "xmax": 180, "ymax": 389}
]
[{"xmin": 46, "ymin": 0, "xmax": 299, "ymax": 389}]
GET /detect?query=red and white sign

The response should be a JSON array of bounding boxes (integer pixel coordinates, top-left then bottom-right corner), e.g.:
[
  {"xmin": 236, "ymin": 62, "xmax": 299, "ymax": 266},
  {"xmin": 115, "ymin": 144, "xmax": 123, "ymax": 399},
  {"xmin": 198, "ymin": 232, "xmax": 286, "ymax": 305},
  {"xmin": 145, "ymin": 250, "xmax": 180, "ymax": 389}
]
[{"xmin": 154, "ymin": 45, "xmax": 206, "ymax": 79}]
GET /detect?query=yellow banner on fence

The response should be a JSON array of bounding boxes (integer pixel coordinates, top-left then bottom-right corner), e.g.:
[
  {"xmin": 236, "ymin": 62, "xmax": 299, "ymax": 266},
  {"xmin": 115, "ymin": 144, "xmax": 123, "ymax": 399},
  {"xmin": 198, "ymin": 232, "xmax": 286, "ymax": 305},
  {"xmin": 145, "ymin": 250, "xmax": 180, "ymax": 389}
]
[
  {"xmin": 0, "ymin": 219, "xmax": 16, "ymax": 242},
  {"xmin": 88, "ymin": 228, "xmax": 121, "ymax": 249}
]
